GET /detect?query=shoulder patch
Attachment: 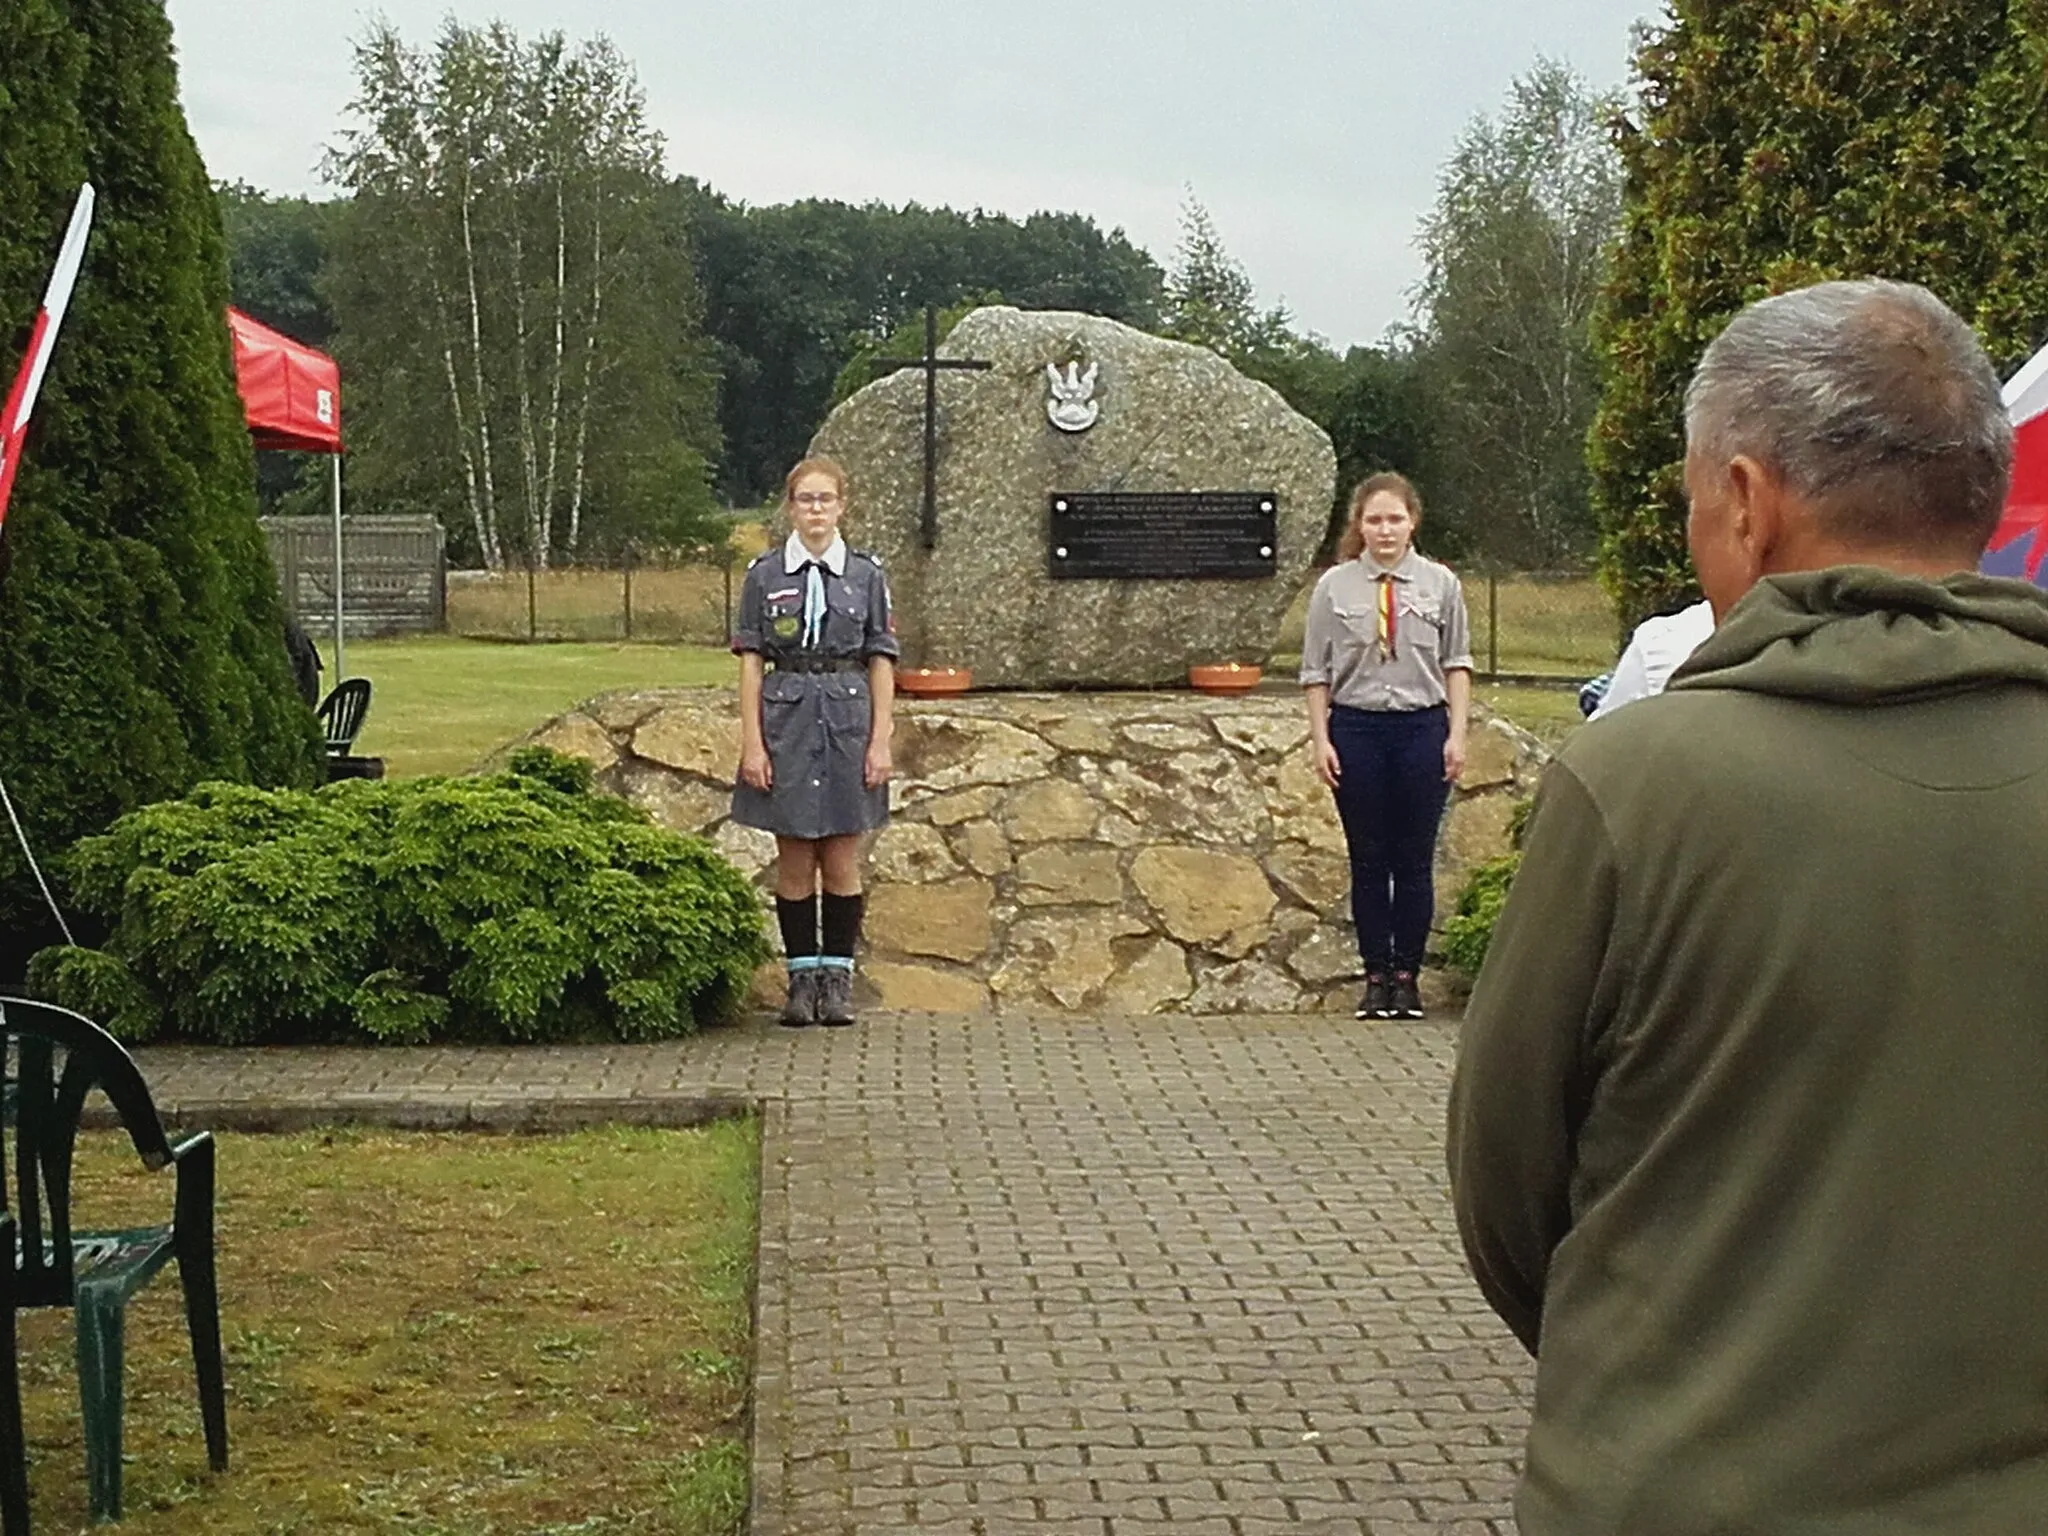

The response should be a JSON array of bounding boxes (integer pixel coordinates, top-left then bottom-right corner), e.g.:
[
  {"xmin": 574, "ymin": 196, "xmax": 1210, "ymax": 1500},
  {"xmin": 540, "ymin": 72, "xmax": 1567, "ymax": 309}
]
[
  {"xmin": 851, "ymin": 548, "xmax": 884, "ymax": 569},
  {"xmin": 748, "ymin": 551, "xmax": 770, "ymax": 568}
]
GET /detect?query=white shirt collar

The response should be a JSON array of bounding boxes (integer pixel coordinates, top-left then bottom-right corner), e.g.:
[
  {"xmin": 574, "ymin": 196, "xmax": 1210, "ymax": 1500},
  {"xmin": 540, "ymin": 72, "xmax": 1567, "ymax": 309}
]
[{"xmin": 784, "ymin": 531, "xmax": 847, "ymax": 576}]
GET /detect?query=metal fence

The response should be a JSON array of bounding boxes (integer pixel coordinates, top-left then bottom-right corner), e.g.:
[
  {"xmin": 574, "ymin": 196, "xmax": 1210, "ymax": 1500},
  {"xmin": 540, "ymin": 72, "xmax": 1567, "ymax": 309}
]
[
  {"xmin": 262, "ymin": 515, "xmax": 446, "ymax": 638},
  {"xmin": 1462, "ymin": 568, "xmax": 1616, "ymax": 682},
  {"xmin": 444, "ymin": 550, "xmax": 741, "ymax": 646}
]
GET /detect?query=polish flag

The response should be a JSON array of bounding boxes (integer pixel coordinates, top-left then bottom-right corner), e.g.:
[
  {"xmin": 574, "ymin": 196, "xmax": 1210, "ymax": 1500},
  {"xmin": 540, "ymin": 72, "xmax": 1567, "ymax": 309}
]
[
  {"xmin": 0, "ymin": 184, "xmax": 96, "ymax": 534},
  {"xmin": 1987, "ymin": 338, "xmax": 2048, "ymax": 587}
]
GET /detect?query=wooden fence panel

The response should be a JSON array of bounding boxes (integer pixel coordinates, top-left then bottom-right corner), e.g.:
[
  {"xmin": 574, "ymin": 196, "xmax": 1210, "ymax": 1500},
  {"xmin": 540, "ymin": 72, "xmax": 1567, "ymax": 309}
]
[{"xmin": 261, "ymin": 515, "xmax": 446, "ymax": 637}]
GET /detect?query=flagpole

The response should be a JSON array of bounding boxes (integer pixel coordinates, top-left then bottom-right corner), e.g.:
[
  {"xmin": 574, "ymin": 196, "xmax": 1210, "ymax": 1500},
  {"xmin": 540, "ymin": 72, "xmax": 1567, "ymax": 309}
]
[
  {"xmin": 332, "ymin": 454, "xmax": 346, "ymax": 681},
  {"xmin": 0, "ymin": 183, "xmax": 95, "ymax": 950}
]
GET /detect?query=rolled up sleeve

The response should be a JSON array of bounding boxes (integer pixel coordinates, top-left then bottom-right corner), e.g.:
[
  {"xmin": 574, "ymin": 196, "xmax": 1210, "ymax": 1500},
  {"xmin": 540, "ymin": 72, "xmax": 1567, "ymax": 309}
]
[
  {"xmin": 731, "ymin": 562, "xmax": 765, "ymax": 654},
  {"xmin": 863, "ymin": 565, "xmax": 900, "ymax": 662},
  {"xmin": 1298, "ymin": 577, "xmax": 1336, "ymax": 687},
  {"xmin": 1441, "ymin": 577, "xmax": 1474, "ymax": 672}
]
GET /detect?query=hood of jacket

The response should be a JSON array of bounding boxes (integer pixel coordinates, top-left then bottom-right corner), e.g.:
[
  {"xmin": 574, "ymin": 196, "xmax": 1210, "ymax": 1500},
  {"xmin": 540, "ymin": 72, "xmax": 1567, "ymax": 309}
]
[{"xmin": 1666, "ymin": 566, "xmax": 2048, "ymax": 705}]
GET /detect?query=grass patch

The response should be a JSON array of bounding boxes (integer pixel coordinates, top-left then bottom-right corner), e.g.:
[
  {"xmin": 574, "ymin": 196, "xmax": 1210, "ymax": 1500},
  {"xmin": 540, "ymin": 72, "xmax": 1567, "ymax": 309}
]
[
  {"xmin": 317, "ymin": 636, "xmax": 738, "ymax": 778},
  {"xmin": 18, "ymin": 1121, "xmax": 757, "ymax": 1534}
]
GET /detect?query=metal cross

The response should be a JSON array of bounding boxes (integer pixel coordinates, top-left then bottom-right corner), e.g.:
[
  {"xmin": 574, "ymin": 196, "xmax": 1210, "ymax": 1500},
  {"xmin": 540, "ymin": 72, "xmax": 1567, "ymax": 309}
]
[{"xmin": 878, "ymin": 306, "xmax": 993, "ymax": 550}]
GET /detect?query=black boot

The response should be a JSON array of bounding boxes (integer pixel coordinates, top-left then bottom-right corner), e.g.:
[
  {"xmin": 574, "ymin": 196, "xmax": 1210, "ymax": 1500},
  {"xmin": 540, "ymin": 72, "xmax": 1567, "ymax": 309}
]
[
  {"xmin": 815, "ymin": 965, "xmax": 856, "ymax": 1027},
  {"xmin": 779, "ymin": 967, "xmax": 820, "ymax": 1028}
]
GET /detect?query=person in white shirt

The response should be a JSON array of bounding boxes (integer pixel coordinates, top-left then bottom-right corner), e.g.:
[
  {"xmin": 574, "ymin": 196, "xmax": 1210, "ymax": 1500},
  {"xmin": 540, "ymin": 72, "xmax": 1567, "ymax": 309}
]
[{"xmin": 1589, "ymin": 599, "xmax": 1715, "ymax": 720}]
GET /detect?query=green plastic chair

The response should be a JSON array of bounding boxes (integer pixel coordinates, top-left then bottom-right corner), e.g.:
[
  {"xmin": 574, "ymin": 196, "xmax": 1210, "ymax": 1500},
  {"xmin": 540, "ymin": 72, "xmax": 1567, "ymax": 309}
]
[{"xmin": 0, "ymin": 998, "xmax": 227, "ymax": 1523}]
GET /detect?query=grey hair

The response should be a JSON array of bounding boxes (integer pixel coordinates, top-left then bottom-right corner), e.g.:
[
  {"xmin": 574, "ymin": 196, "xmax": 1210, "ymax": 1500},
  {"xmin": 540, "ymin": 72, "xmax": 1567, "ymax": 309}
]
[{"xmin": 1685, "ymin": 278, "xmax": 2013, "ymax": 551}]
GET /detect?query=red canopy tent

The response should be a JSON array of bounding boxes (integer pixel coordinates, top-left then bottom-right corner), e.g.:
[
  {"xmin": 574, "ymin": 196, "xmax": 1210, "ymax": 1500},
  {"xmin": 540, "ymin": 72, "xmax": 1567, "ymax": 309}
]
[{"xmin": 225, "ymin": 308, "xmax": 351, "ymax": 676}]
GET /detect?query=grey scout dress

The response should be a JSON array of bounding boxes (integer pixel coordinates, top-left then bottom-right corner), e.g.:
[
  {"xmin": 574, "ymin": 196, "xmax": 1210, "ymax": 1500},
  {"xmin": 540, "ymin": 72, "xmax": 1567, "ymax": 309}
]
[{"xmin": 730, "ymin": 541, "xmax": 899, "ymax": 839}]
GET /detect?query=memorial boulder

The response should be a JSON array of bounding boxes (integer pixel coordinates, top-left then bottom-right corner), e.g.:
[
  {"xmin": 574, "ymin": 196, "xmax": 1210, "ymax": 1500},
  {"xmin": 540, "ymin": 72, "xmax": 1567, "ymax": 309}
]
[{"xmin": 811, "ymin": 306, "xmax": 1336, "ymax": 688}]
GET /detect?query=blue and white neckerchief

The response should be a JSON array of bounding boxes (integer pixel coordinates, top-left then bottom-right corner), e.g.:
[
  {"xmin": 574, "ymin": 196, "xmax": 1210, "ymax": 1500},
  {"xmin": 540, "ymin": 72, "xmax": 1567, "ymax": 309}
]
[
  {"xmin": 782, "ymin": 532, "xmax": 848, "ymax": 650},
  {"xmin": 801, "ymin": 561, "xmax": 827, "ymax": 648}
]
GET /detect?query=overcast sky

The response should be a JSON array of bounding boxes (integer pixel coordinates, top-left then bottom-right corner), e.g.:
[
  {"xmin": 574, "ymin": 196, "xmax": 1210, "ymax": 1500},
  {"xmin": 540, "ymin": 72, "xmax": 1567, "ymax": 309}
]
[{"xmin": 164, "ymin": 0, "xmax": 1660, "ymax": 348}]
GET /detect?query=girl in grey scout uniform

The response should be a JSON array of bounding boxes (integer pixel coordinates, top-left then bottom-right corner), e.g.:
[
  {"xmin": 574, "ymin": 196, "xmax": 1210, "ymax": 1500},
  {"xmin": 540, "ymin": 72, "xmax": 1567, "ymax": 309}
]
[
  {"xmin": 1300, "ymin": 472, "xmax": 1472, "ymax": 1021},
  {"xmin": 732, "ymin": 457, "xmax": 899, "ymax": 1027}
]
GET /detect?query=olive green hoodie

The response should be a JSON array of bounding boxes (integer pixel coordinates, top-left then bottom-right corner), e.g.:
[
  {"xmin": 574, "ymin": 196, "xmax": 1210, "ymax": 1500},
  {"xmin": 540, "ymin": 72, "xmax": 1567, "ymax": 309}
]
[{"xmin": 1450, "ymin": 568, "xmax": 2048, "ymax": 1535}]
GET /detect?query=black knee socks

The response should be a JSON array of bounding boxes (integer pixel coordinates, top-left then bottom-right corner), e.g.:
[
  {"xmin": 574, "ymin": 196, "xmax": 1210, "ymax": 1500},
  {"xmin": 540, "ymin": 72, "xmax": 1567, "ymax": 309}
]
[
  {"xmin": 776, "ymin": 895, "xmax": 819, "ymax": 973},
  {"xmin": 820, "ymin": 892, "xmax": 864, "ymax": 968}
]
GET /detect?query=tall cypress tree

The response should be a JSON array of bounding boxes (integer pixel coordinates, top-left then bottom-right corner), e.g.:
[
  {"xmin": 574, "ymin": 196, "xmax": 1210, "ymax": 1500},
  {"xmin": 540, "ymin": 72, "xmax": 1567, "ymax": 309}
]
[
  {"xmin": 1589, "ymin": 0, "xmax": 2048, "ymax": 625},
  {"xmin": 0, "ymin": 0, "xmax": 322, "ymax": 975}
]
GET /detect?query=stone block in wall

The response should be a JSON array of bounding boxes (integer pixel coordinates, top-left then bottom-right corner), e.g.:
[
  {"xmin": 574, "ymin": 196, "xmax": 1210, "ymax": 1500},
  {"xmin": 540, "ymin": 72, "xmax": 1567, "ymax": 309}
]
[
  {"xmin": 1131, "ymin": 847, "xmax": 1276, "ymax": 959},
  {"xmin": 1014, "ymin": 845, "xmax": 1124, "ymax": 906},
  {"xmin": 991, "ymin": 911, "xmax": 1149, "ymax": 1009},
  {"xmin": 1005, "ymin": 779, "xmax": 1098, "ymax": 842},
  {"xmin": 950, "ymin": 821, "xmax": 1012, "ymax": 876},
  {"xmin": 1460, "ymin": 717, "xmax": 1529, "ymax": 791},
  {"xmin": 527, "ymin": 713, "xmax": 617, "ymax": 774},
  {"xmin": 1101, "ymin": 938, "xmax": 1193, "ymax": 1014},
  {"xmin": 615, "ymin": 761, "xmax": 727, "ymax": 835},
  {"xmin": 924, "ymin": 785, "xmax": 1003, "ymax": 826},
  {"xmin": 894, "ymin": 714, "xmax": 1057, "ymax": 794},
  {"xmin": 1268, "ymin": 844, "xmax": 1352, "ymax": 913},
  {"xmin": 632, "ymin": 701, "xmax": 741, "ymax": 781},
  {"xmin": 1188, "ymin": 958, "xmax": 1304, "ymax": 1013},
  {"xmin": 869, "ymin": 823, "xmax": 960, "ymax": 884},
  {"xmin": 867, "ymin": 878, "xmax": 995, "ymax": 963},
  {"xmin": 863, "ymin": 961, "xmax": 990, "ymax": 1013}
]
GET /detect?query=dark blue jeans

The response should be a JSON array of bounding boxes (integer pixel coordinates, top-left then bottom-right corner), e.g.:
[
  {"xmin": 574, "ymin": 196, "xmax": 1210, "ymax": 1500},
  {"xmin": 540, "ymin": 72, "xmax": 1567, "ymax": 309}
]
[{"xmin": 1328, "ymin": 704, "xmax": 1451, "ymax": 973}]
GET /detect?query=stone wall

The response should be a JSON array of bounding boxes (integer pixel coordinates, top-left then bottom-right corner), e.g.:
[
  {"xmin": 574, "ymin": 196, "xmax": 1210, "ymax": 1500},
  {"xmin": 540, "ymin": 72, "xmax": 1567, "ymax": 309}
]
[{"xmin": 526, "ymin": 689, "xmax": 1549, "ymax": 1014}]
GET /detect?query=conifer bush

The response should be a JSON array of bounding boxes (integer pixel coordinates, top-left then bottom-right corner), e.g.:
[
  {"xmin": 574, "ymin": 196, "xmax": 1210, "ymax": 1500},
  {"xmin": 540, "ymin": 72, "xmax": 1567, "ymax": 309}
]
[
  {"xmin": 26, "ymin": 749, "xmax": 769, "ymax": 1045},
  {"xmin": 1589, "ymin": 2, "xmax": 2048, "ymax": 625},
  {"xmin": 0, "ymin": 0, "xmax": 323, "ymax": 978}
]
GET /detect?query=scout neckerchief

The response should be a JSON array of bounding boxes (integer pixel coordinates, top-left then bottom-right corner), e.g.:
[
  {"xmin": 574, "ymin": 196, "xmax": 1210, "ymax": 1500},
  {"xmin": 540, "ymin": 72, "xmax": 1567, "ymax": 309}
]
[
  {"xmin": 1364, "ymin": 549, "xmax": 1411, "ymax": 662},
  {"xmin": 782, "ymin": 531, "xmax": 848, "ymax": 649}
]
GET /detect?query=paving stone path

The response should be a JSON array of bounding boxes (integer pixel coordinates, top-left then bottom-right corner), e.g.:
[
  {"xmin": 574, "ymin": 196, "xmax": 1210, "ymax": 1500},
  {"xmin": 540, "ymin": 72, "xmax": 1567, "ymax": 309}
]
[{"xmin": 136, "ymin": 1013, "xmax": 1533, "ymax": 1534}]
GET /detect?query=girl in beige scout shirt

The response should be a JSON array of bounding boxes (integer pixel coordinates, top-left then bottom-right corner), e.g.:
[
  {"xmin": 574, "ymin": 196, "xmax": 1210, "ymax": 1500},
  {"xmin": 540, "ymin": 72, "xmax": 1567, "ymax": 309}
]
[{"xmin": 1300, "ymin": 473, "xmax": 1472, "ymax": 1019}]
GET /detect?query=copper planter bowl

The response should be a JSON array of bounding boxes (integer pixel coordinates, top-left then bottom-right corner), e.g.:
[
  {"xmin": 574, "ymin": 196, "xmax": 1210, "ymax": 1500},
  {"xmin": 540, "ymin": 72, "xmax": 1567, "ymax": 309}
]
[
  {"xmin": 896, "ymin": 666, "xmax": 973, "ymax": 698},
  {"xmin": 1188, "ymin": 662, "xmax": 1262, "ymax": 697}
]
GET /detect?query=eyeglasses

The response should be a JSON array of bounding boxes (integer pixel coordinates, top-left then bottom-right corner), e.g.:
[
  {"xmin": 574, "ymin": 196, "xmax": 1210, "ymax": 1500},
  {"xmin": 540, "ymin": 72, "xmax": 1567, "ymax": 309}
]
[{"xmin": 792, "ymin": 491, "xmax": 841, "ymax": 508}]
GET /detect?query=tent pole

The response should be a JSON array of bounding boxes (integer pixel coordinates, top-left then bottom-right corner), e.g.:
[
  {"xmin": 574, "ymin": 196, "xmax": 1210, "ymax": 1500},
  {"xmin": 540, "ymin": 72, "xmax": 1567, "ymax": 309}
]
[{"xmin": 332, "ymin": 454, "xmax": 346, "ymax": 682}]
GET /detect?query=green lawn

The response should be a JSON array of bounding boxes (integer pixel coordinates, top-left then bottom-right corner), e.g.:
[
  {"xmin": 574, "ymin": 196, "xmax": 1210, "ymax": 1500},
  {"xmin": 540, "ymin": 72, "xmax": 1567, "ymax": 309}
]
[
  {"xmin": 28, "ymin": 1122, "xmax": 757, "ymax": 1534},
  {"xmin": 321, "ymin": 636, "xmax": 737, "ymax": 778}
]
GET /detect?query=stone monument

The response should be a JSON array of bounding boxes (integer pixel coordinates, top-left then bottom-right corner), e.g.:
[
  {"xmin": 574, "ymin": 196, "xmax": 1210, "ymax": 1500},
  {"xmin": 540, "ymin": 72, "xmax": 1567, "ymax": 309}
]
[{"xmin": 811, "ymin": 306, "xmax": 1336, "ymax": 688}]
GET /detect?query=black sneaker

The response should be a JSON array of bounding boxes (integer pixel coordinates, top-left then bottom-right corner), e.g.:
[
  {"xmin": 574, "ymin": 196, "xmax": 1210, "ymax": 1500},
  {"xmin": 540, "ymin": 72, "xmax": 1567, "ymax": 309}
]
[
  {"xmin": 1357, "ymin": 974, "xmax": 1391, "ymax": 1019},
  {"xmin": 1389, "ymin": 971, "xmax": 1424, "ymax": 1020},
  {"xmin": 816, "ymin": 966, "xmax": 857, "ymax": 1027},
  {"xmin": 779, "ymin": 968, "xmax": 820, "ymax": 1028}
]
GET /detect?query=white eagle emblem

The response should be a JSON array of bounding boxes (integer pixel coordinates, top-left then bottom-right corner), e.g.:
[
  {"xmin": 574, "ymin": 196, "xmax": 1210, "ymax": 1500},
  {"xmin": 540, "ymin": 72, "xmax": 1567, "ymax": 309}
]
[{"xmin": 1044, "ymin": 360, "xmax": 1101, "ymax": 433}]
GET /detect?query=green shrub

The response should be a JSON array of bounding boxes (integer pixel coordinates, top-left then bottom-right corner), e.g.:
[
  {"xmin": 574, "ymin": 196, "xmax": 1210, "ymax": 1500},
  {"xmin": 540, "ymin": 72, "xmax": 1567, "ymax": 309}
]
[
  {"xmin": 1440, "ymin": 852, "xmax": 1520, "ymax": 978},
  {"xmin": 1439, "ymin": 796, "xmax": 1535, "ymax": 978},
  {"xmin": 25, "ymin": 748, "xmax": 768, "ymax": 1045}
]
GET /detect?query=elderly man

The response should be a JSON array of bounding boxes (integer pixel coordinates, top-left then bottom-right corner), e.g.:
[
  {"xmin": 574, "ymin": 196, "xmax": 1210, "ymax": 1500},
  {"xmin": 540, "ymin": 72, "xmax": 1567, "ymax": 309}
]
[{"xmin": 1449, "ymin": 278, "xmax": 2048, "ymax": 1533}]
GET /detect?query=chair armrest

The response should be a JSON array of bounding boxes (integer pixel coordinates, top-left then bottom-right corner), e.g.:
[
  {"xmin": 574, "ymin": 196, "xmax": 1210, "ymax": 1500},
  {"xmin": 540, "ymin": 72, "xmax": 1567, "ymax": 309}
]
[{"xmin": 169, "ymin": 1133, "xmax": 216, "ymax": 1244}]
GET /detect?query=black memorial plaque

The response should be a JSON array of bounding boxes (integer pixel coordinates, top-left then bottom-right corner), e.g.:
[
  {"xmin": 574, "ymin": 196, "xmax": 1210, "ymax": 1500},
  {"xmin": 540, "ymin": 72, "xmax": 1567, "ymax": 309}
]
[{"xmin": 1047, "ymin": 491, "xmax": 1278, "ymax": 580}]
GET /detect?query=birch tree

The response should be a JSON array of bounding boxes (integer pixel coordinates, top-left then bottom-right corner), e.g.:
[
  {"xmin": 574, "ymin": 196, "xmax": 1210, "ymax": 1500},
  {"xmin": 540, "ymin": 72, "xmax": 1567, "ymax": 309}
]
[
  {"xmin": 1414, "ymin": 59, "xmax": 1623, "ymax": 570},
  {"xmin": 326, "ymin": 20, "xmax": 716, "ymax": 568}
]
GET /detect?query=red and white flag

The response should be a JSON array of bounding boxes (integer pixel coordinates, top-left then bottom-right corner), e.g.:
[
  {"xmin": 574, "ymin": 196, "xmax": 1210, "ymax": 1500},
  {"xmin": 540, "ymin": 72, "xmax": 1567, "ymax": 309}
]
[
  {"xmin": 0, "ymin": 183, "xmax": 96, "ymax": 532},
  {"xmin": 1988, "ymin": 338, "xmax": 2048, "ymax": 588}
]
